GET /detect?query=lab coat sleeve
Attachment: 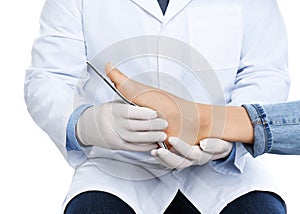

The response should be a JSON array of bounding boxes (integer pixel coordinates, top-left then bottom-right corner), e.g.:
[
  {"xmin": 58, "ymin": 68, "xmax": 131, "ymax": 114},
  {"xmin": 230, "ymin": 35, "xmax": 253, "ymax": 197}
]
[
  {"xmin": 24, "ymin": 0, "xmax": 90, "ymax": 167},
  {"xmin": 210, "ymin": 0, "xmax": 290, "ymax": 175}
]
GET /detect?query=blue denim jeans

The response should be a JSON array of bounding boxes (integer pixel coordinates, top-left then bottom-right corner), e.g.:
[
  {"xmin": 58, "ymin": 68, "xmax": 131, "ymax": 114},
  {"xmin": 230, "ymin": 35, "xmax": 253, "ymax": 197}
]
[
  {"xmin": 64, "ymin": 191, "xmax": 135, "ymax": 214},
  {"xmin": 64, "ymin": 190, "xmax": 286, "ymax": 213}
]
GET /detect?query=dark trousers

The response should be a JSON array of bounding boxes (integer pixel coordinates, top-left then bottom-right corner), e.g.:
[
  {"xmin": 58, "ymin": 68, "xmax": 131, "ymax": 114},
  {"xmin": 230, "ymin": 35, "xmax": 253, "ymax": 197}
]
[{"xmin": 64, "ymin": 190, "xmax": 286, "ymax": 214}]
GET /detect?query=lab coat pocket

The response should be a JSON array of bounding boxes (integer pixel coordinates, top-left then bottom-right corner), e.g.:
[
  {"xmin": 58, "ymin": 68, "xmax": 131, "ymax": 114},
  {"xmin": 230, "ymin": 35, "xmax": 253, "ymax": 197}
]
[{"xmin": 188, "ymin": 4, "xmax": 242, "ymax": 71}]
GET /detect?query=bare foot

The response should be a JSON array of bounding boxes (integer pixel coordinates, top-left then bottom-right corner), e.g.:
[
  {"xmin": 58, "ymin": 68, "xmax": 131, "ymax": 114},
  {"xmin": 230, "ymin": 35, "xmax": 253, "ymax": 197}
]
[{"xmin": 105, "ymin": 63, "xmax": 210, "ymax": 148}]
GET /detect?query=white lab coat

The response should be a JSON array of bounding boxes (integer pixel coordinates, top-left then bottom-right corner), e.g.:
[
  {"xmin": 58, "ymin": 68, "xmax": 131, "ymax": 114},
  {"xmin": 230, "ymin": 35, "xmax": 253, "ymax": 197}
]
[{"xmin": 25, "ymin": 0, "xmax": 290, "ymax": 213}]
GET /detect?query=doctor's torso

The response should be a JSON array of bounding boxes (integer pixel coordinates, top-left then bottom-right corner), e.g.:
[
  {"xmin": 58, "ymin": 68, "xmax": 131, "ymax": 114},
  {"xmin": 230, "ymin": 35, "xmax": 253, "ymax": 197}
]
[{"xmin": 52, "ymin": 0, "xmax": 288, "ymax": 213}]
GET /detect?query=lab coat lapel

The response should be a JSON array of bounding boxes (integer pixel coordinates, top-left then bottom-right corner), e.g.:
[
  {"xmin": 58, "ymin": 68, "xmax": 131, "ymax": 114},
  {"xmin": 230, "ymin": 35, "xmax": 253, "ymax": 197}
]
[
  {"xmin": 130, "ymin": 0, "xmax": 164, "ymax": 22},
  {"xmin": 165, "ymin": 0, "xmax": 194, "ymax": 23}
]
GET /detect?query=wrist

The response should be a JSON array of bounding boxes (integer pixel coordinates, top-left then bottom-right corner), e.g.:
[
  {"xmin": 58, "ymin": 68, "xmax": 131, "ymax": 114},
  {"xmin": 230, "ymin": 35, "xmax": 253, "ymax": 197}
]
[
  {"xmin": 75, "ymin": 122, "xmax": 88, "ymax": 147},
  {"xmin": 197, "ymin": 103, "xmax": 212, "ymax": 140},
  {"xmin": 223, "ymin": 106, "xmax": 254, "ymax": 144},
  {"xmin": 75, "ymin": 106, "xmax": 94, "ymax": 147}
]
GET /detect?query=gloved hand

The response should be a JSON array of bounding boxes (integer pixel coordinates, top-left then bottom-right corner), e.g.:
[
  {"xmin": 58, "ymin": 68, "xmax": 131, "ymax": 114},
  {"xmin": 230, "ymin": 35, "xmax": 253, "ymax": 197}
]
[
  {"xmin": 151, "ymin": 138, "xmax": 233, "ymax": 169},
  {"xmin": 76, "ymin": 101, "xmax": 168, "ymax": 151}
]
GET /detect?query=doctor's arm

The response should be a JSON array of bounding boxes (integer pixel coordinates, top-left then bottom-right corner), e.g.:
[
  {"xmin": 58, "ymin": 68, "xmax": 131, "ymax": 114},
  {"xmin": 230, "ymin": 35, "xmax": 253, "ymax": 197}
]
[
  {"xmin": 24, "ymin": 0, "xmax": 89, "ymax": 167},
  {"xmin": 24, "ymin": 0, "xmax": 156, "ymax": 167},
  {"xmin": 25, "ymin": 0, "xmax": 167, "ymax": 168}
]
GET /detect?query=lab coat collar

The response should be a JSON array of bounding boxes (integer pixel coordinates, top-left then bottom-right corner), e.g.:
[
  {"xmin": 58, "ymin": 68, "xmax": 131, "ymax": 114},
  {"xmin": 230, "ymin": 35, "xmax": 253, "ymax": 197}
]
[
  {"xmin": 130, "ymin": 0, "xmax": 164, "ymax": 22},
  {"xmin": 130, "ymin": 0, "xmax": 194, "ymax": 23},
  {"xmin": 164, "ymin": 0, "xmax": 194, "ymax": 24}
]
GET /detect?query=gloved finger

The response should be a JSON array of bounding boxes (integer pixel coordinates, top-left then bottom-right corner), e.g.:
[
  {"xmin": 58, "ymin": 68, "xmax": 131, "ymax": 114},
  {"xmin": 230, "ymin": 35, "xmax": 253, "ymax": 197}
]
[
  {"xmin": 125, "ymin": 118, "xmax": 168, "ymax": 131},
  {"xmin": 199, "ymin": 138, "xmax": 233, "ymax": 154},
  {"xmin": 151, "ymin": 148, "xmax": 194, "ymax": 169},
  {"xmin": 168, "ymin": 137, "xmax": 212, "ymax": 162},
  {"xmin": 114, "ymin": 104, "xmax": 158, "ymax": 120},
  {"xmin": 120, "ymin": 130, "xmax": 167, "ymax": 143},
  {"xmin": 152, "ymin": 153, "xmax": 175, "ymax": 169}
]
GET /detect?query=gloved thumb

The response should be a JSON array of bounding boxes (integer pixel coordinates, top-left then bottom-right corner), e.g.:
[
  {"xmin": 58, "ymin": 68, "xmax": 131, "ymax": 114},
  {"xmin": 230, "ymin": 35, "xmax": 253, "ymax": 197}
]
[{"xmin": 200, "ymin": 138, "xmax": 232, "ymax": 154}]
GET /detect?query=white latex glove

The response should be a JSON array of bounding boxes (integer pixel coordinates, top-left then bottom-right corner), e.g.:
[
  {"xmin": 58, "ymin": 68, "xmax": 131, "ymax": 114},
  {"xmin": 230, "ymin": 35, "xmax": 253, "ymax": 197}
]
[
  {"xmin": 76, "ymin": 101, "xmax": 168, "ymax": 151},
  {"xmin": 151, "ymin": 138, "xmax": 233, "ymax": 169}
]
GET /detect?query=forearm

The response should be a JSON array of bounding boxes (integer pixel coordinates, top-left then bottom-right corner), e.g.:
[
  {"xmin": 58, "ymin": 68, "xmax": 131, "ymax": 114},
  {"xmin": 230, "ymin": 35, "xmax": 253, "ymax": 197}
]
[
  {"xmin": 197, "ymin": 104, "xmax": 254, "ymax": 144},
  {"xmin": 203, "ymin": 100, "xmax": 300, "ymax": 157}
]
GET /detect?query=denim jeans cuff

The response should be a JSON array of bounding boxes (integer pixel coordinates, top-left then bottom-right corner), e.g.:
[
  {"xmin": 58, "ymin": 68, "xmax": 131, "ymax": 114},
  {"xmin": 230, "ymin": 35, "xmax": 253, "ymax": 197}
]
[{"xmin": 242, "ymin": 104, "xmax": 273, "ymax": 157}]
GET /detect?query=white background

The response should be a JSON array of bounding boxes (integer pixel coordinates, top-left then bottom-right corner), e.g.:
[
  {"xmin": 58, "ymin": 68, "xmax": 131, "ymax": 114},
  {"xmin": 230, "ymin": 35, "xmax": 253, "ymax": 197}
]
[{"xmin": 0, "ymin": 0, "xmax": 299, "ymax": 213}]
